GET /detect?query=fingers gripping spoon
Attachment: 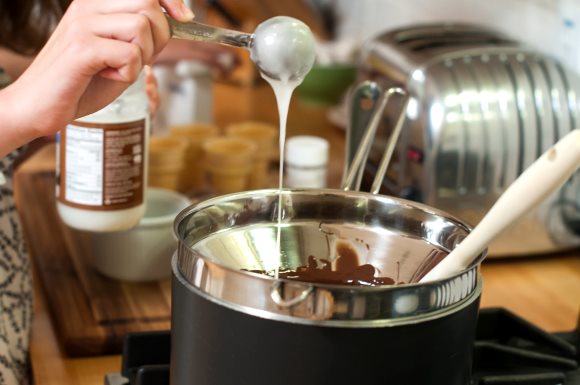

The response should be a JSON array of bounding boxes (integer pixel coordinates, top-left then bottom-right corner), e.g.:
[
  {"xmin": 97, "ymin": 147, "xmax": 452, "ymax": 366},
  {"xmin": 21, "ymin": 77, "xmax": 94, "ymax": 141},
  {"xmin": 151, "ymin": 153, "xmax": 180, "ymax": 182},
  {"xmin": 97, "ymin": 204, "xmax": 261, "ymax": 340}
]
[{"xmin": 420, "ymin": 129, "xmax": 580, "ymax": 283}]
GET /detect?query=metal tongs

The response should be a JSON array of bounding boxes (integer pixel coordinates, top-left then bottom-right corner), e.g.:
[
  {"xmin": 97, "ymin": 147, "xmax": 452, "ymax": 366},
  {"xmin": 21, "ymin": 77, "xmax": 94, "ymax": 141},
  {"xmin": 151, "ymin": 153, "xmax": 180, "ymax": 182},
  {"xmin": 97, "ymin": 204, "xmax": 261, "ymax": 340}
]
[{"xmin": 341, "ymin": 81, "xmax": 409, "ymax": 194}]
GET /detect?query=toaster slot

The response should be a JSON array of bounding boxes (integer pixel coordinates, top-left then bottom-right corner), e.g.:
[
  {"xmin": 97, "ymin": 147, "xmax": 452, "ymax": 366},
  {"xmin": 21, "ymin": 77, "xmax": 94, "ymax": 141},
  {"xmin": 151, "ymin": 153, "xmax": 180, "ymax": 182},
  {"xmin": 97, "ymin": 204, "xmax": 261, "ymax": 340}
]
[
  {"xmin": 394, "ymin": 24, "xmax": 499, "ymax": 42},
  {"xmin": 400, "ymin": 36, "xmax": 513, "ymax": 55},
  {"xmin": 393, "ymin": 25, "xmax": 514, "ymax": 55}
]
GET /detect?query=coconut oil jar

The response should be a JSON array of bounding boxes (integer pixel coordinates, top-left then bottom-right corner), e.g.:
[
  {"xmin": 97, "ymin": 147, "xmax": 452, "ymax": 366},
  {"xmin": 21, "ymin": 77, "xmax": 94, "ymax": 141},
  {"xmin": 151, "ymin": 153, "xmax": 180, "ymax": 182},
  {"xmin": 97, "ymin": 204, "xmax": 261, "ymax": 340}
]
[{"xmin": 56, "ymin": 73, "xmax": 149, "ymax": 232}]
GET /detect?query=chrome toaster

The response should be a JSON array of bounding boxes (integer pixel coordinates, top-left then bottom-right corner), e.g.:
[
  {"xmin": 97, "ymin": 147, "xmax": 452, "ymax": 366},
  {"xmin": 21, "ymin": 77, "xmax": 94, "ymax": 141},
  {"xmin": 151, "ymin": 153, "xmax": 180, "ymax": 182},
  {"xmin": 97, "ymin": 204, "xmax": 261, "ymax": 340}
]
[{"xmin": 351, "ymin": 23, "xmax": 580, "ymax": 256}]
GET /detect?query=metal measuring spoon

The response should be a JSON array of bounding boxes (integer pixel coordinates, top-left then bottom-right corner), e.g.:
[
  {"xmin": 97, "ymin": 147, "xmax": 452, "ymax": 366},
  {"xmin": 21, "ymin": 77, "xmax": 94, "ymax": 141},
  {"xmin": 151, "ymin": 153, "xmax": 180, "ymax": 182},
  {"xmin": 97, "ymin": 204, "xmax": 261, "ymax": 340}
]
[{"xmin": 165, "ymin": 15, "xmax": 316, "ymax": 82}]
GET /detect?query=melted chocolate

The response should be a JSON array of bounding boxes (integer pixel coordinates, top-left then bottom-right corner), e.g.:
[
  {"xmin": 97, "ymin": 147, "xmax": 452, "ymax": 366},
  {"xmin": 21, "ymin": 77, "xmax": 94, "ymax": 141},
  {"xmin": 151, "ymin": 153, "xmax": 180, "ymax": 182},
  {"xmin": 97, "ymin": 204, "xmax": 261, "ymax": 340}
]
[{"xmin": 248, "ymin": 242, "xmax": 398, "ymax": 286}]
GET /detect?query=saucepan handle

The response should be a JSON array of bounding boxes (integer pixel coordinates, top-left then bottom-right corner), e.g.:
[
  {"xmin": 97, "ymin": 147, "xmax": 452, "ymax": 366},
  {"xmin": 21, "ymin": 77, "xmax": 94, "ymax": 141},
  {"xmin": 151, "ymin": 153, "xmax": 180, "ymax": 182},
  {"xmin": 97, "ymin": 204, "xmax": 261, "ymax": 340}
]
[
  {"xmin": 343, "ymin": 81, "xmax": 382, "ymax": 188},
  {"xmin": 342, "ymin": 82, "xmax": 408, "ymax": 193},
  {"xmin": 370, "ymin": 89, "xmax": 409, "ymax": 194}
]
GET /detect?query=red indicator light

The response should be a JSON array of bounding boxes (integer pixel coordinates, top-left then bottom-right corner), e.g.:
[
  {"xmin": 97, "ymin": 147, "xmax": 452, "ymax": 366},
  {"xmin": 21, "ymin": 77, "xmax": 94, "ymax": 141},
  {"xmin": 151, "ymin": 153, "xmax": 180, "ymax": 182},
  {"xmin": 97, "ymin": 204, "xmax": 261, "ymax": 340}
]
[{"xmin": 406, "ymin": 147, "xmax": 423, "ymax": 163}]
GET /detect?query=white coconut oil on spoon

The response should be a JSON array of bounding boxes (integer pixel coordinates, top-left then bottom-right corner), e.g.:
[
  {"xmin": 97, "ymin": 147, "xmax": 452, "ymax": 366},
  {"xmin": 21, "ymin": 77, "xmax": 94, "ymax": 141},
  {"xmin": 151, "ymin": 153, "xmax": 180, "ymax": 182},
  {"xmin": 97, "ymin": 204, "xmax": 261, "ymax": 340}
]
[{"xmin": 250, "ymin": 17, "xmax": 316, "ymax": 278}]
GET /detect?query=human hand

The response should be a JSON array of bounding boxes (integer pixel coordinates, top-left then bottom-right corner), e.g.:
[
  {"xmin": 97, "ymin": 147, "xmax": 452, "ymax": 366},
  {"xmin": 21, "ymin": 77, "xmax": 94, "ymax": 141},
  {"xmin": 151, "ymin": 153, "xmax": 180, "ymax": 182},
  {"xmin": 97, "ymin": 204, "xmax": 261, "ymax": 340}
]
[{"xmin": 0, "ymin": 0, "xmax": 194, "ymax": 157}]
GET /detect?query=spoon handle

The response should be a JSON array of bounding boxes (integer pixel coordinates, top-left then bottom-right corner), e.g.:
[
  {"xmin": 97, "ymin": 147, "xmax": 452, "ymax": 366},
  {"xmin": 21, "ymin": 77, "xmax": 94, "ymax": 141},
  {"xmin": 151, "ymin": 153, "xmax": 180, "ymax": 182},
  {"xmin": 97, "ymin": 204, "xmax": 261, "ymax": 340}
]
[
  {"xmin": 165, "ymin": 14, "xmax": 253, "ymax": 49},
  {"xmin": 420, "ymin": 129, "xmax": 580, "ymax": 283}
]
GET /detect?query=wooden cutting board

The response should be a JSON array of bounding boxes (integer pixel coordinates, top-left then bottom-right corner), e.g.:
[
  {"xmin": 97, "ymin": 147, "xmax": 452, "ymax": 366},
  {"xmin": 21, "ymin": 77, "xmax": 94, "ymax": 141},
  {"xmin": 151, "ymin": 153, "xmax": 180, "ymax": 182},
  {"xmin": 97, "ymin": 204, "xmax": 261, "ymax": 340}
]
[{"xmin": 13, "ymin": 149, "xmax": 171, "ymax": 357}]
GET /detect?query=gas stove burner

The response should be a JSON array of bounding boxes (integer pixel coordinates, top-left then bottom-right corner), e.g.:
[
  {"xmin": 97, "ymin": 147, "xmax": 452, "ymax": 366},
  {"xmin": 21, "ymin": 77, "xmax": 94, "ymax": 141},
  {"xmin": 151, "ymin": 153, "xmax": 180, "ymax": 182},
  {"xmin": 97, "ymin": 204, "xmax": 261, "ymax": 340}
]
[
  {"xmin": 105, "ymin": 308, "xmax": 579, "ymax": 385},
  {"xmin": 473, "ymin": 309, "xmax": 579, "ymax": 384}
]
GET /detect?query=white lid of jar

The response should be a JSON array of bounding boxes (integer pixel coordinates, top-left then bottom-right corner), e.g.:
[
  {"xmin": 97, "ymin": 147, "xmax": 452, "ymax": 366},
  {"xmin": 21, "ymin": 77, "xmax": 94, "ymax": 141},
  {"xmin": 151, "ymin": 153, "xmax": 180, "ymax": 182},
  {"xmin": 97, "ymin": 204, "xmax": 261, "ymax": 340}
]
[{"xmin": 285, "ymin": 135, "xmax": 329, "ymax": 167}]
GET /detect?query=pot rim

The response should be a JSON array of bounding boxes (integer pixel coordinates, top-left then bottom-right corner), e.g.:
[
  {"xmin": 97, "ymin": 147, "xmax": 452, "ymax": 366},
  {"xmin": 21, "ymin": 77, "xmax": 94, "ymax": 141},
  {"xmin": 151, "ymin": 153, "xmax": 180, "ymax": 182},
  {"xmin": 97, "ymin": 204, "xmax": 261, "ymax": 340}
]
[{"xmin": 172, "ymin": 253, "xmax": 483, "ymax": 328}]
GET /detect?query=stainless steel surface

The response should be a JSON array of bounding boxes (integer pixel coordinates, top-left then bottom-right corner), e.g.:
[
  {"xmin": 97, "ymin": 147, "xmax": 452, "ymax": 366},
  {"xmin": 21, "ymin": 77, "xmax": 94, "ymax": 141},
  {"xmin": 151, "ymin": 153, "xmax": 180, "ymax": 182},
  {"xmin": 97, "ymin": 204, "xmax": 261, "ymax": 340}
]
[
  {"xmin": 165, "ymin": 14, "xmax": 252, "ymax": 48},
  {"xmin": 357, "ymin": 23, "xmax": 580, "ymax": 256},
  {"xmin": 174, "ymin": 189, "xmax": 483, "ymax": 326}
]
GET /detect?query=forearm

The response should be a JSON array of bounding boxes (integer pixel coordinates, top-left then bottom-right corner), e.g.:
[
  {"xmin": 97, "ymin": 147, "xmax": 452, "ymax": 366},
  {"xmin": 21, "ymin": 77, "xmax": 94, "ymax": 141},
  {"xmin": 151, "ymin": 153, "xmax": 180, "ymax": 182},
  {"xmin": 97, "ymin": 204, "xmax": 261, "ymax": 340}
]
[{"xmin": 0, "ymin": 84, "xmax": 38, "ymax": 158}]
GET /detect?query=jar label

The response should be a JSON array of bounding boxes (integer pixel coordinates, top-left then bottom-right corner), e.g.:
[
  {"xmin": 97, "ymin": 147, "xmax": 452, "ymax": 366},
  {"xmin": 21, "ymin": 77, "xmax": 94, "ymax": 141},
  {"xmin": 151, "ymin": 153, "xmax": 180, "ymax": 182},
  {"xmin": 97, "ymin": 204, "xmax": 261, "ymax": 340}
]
[{"xmin": 57, "ymin": 119, "xmax": 145, "ymax": 211}]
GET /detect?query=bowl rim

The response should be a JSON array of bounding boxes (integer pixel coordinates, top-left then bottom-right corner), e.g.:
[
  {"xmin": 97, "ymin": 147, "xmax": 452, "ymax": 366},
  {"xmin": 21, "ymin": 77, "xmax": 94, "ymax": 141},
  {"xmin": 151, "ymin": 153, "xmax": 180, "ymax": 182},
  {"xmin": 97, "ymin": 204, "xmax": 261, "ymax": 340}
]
[
  {"xmin": 174, "ymin": 188, "xmax": 486, "ymax": 284},
  {"xmin": 140, "ymin": 187, "xmax": 191, "ymax": 227}
]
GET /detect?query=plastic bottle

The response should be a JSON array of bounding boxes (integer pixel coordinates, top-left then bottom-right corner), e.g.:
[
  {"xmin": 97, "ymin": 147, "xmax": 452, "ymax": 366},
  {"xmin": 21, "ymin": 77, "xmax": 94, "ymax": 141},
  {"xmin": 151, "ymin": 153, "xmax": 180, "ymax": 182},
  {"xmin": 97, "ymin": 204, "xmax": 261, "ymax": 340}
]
[
  {"xmin": 56, "ymin": 72, "xmax": 149, "ymax": 232},
  {"xmin": 285, "ymin": 135, "xmax": 329, "ymax": 188}
]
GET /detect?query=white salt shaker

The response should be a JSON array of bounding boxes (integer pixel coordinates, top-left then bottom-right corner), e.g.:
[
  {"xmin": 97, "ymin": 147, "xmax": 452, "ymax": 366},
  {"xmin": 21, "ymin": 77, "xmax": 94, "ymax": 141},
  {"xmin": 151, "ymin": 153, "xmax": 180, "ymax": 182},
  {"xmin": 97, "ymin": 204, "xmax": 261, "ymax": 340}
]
[{"xmin": 285, "ymin": 136, "xmax": 329, "ymax": 188}]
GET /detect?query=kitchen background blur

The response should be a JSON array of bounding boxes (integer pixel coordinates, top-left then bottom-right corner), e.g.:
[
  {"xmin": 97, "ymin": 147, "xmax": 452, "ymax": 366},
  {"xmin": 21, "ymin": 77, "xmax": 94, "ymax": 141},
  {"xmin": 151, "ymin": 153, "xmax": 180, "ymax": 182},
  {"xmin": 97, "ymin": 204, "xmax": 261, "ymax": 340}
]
[
  {"xmin": 156, "ymin": 0, "xmax": 580, "ymax": 119},
  {"xmin": 15, "ymin": 2, "xmax": 580, "ymax": 384},
  {"xmin": 152, "ymin": 0, "xmax": 580, "ymax": 154}
]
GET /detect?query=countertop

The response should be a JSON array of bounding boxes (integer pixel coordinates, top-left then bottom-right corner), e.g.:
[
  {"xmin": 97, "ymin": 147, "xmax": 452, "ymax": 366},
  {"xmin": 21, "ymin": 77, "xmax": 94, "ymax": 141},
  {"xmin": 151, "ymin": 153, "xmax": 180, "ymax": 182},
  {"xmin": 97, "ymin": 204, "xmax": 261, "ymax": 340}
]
[{"xmin": 16, "ymin": 82, "xmax": 580, "ymax": 385}]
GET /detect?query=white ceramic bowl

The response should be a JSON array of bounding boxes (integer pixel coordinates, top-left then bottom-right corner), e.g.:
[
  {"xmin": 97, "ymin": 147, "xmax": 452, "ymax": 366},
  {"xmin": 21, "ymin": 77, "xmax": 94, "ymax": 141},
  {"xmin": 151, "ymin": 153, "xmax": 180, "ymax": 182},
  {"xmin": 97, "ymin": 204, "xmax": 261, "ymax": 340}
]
[{"xmin": 81, "ymin": 188, "xmax": 191, "ymax": 282}]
